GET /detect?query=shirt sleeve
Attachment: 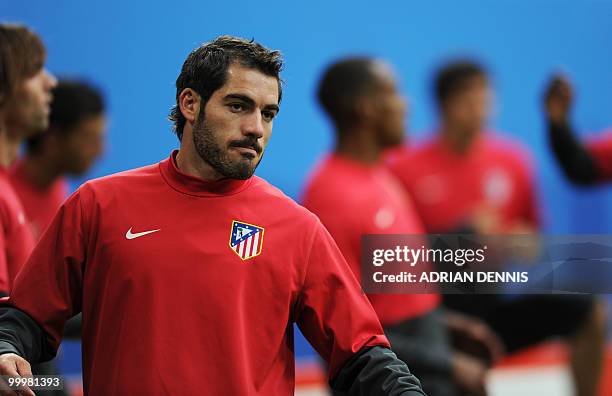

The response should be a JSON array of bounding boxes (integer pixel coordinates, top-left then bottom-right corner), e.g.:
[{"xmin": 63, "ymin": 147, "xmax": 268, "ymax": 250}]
[
  {"xmin": 295, "ymin": 219, "xmax": 389, "ymax": 376},
  {"xmin": 0, "ymin": 186, "xmax": 90, "ymax": 356},
  {"xmin": 293, "ymin": 219, "xmax": 425, "ymax": 395},
  {"xmin": 548, "ymin": 121, "xmax": 600, "ymax": 185}
]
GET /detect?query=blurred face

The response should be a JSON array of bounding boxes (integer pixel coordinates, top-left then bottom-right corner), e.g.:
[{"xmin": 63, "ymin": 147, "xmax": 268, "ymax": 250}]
[
  {"xmin": 367, "ymin": 62, "xmax": 407, "ymax": 148},
  {"xmin": 193, "ymin": 64, "xmax": 279, "ymax": 180},
  {"xmin": 4, "ymin": 68, "xmax": 57, "ymax": 138},
  {"xmin": 59, "ymin": 114, "xmax": 106, "ymax": 175},
  {"xmin": 441, "ymin": 76, "xmax": 491, "ymax": 147}
]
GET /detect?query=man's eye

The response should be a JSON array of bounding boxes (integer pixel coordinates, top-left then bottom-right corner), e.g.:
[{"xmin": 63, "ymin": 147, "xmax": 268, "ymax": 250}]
[
  {"xmin": 229, "ymin": 103, "xmax": 244, "ymax": 112},
  {"xmin": 262, "ymin": 111, "xmax": 276, "ymax": 122}
]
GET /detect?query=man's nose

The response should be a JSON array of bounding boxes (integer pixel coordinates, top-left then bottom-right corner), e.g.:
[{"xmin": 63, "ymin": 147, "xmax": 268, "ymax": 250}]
[
  {"xmin": 241, "ymin": 111, "xmax": 265, "ymax": 139},
  {"xmin": 44, "ymin": 69, "xmax": 57, "ymax": 90}
]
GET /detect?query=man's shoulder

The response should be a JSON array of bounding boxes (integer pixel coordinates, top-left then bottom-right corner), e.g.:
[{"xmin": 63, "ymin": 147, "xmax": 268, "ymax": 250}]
[
  {"xmin": 0, "ymin": 172, "xmax": 20, "ymax": 220},
  {"xmin": 386, "ymin": 139, "xmax": 438, "ymax": 167},
  {"xmin": 0, "ymin": 170, "xmax": 24, "ymax": 206},
  {"xmin": 85, "ymin": 163, "xmax": 160, "ymax": 187},
  {"xmin": 76, "ymin": 162, "xmax": 162, "ymax": 201},
  {"xmin": 484, "ymin": 133, "xmax": 530, "ymax": 154},
  {"xmin": 385, "ymin": 141, "xmax": 438, "ymax": 188},
  {"xmin": 303, "ymin": 165, "xmax": 374, "ymax": 213},
  {"xmin": 250, "ymin": 176, "xmax": 320, "ymax": 224},
  {"xmin": 250, "ymin": 176, "xmax": 308, "ymax": 211},
  {"xmin": 482, "ymin": 133, "xmax": 534, "ymax": 170},
  {"xmin": 303, "ymin": 158, "xmax": 355, "ymax": 198}
]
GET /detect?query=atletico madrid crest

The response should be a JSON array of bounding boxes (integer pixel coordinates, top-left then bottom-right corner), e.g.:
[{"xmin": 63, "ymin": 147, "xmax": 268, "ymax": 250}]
[{"xmin": 229, "ymin": 220, "xmax": 265, "ymax": 260}]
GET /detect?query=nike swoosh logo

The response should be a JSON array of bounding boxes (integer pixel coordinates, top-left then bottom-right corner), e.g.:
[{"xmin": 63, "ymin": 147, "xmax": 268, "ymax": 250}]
[{"xmin": 125, "ymin": 227, "xmax": 161, "ymax": 240}]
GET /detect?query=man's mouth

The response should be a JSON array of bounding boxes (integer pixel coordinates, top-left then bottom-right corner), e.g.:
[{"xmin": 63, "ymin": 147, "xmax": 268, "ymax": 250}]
[
  {"xmin": 44, "ymin": 95, "xmax": 53, "ymax": 112},
  {"xmin": 230, "ymin": 140, "xmax": 262, "ymax": 158},
  {"xmin": 231, "ymin": 146, "xmax": 258, "ymax": 158}
]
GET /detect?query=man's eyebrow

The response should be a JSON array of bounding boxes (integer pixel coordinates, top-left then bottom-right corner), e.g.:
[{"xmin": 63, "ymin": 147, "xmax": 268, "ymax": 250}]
[
  {"xmin": 264, "ymin": 104, "xmax": 280, "ymax": 113},
  {"xmin": 224, "ymin": 93, "xmax": 280, "ymax": 113},
  {"xmin": 224, "ymin": 94, "xmax": 255, "ymax": 106}
]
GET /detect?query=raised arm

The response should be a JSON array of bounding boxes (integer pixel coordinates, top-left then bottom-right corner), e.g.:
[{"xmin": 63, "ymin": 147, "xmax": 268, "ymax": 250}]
[{"xmin": 544, "ymin": 75, "xmax": 600, "ymax": 185}]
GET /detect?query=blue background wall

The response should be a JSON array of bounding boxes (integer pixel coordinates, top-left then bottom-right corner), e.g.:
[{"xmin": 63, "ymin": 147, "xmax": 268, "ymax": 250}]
[{"xmin": 2, "ymin": 0, "xmax": 612, "ymax": 369}]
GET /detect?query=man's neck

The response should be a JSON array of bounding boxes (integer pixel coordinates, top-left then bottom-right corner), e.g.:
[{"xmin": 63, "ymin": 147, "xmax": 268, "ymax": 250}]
[
  {"xmin": 176, "ymin": 144, "xmax": 224, "ymax": 182},
  {"xmin": 440, "ymin": 123, "xmax": 476, "ymax": 155},
  {"xmin": 0, "ymin": 124, "xmax": 20, "ymax": 168},
  {"xmin": 335, "ymin": 126, "xmax": 381, "ymax": 164},
  {"xmin": 21, "ymin": 155, "xmax": 63, "ymax": 189}
]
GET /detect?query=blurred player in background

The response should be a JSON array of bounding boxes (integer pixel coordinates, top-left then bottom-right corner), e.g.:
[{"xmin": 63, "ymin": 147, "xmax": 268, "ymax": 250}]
[
  {"xmin": 388, "ymin": 60, "xmax": 538, "ymax": 235},
  {"xmin": 388, "ymin": 60, "xmax": 606, "ymax": 396},
  {"xmin": 8, "ymin": 80, "xmax": 104, "ymax": 396},
  {"xmin": 0, "ymin": 23, "xmax": 56, "ymax": 294},
  {"xmin": 0, "ymin": 23, "xmax": 62, "ymax": 396},
  {"xmin": 10, "ymin": 80, "xmax": 106, "ymax": 240},
  {"xmin": 304, "ymin": 57, "xmax": 504, "ymax": 396},
  {"xmin": 544, "ymin": 74, "xmax": 612, "ymax": 185},
  {"xmin": 0, "ymin": 36, "xmax": 425, "ymax": 396}
]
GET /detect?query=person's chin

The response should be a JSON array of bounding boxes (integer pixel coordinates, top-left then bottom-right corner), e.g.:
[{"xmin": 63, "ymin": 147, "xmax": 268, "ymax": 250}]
[
  {"xmin": 238, "ymin": 158, "xmax": 258, "ymax": 174},
  {"xmin": 228, "ymin": 164, "xmax": 256, "ymax": 180},
  {"xmin": 23, "ymin": 124, "xmax": 46, "ymax": 138}
]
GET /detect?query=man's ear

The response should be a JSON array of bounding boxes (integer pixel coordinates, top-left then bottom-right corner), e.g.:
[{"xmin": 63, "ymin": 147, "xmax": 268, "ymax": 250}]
[
  {"xmin": 179, "ymin": 88, "xmax": 201, "ymax": 124},
  {"xmin": 354, "ymin": 96, "xmax": 376, "ymax": 122}
]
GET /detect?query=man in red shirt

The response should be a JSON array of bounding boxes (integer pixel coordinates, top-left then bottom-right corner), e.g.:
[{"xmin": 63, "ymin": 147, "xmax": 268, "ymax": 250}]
[
  {"xmin": 10, "ymin": 80, "xmax": 106, "ymax": 240},
  {"xmin": 0, "ymin": 36, "xmax": 425, "ymax": 396},
  {"xmin": 388, "ymin": 60, "xmax": 606, "ymax": 396},
  {"xmin": 304, "ymin": 57, "xmax": 504, "ymax": 396},
  {"xmin": 544, "ymin": 74, "xmax": 612, "ymax": 185},
  {"xmin": 0, "ymin": 24, "xmax": 57, "ymax": 294}
]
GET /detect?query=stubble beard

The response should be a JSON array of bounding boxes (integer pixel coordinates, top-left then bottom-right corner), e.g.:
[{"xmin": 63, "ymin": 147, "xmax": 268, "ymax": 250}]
[{"xmin": 192, "ymin": 113, "xmax": 263, "ymax": 180}]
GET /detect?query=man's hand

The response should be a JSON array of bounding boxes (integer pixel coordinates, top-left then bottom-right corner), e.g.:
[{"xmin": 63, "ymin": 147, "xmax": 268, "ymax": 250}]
[
  {"xmin": 445, "ymin": 311, "xmax": 505, "ymax": 365},
  {"xmin": 544, "ymin": 75, "xmax": 574, "ymax": 125},
  {"xmin": 0, "ymin": 354, "xmax": 35, "ymax": 396},
  {"xmin": 452, "ymin": 352, "xmax": 488, "ymax": 396}
]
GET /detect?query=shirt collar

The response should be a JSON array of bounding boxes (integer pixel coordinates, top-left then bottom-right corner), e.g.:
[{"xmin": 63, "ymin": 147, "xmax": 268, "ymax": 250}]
[{"xmin": 159, "ymin": 150, "xmax": 253, "ymax": 197}]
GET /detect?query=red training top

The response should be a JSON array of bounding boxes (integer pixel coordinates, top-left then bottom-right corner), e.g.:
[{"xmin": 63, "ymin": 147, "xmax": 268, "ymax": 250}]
[
  {"xmin": 4, "ymin": 151, "xmax": 389, "ymax": 395},
  {"xmin": 0, "ymin": 167, "xmax": 35, "ymax": 293},
  {"xmin": 387, "ymin": 133, "xmax": 539, "ymax": 233},
  {"xmin": 9, "ymin": 160, "xmax": 69, "ymax": 240}
]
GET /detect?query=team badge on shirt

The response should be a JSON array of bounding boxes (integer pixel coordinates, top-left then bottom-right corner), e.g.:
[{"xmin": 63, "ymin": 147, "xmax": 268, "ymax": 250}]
[{"xmin": 229, "ymin": 220, "xmax": 265, "ymax": 260}]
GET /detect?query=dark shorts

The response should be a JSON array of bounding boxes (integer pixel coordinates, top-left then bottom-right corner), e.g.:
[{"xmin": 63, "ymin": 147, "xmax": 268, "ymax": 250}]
[{"xmin": 442, "ymin": 294, "xmax": 595, "ymax": 353}]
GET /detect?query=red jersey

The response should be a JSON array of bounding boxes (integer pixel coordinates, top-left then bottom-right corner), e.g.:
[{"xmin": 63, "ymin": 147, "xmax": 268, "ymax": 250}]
[
  {"xmin": 586, "ymin": 129, "xmax": 612, "ymax": 180},
  {"xmin": 387, "ymin": 133, "xmax": 539, "ymax": 233},
  {"xmin": 5, "ymin": 151, "xmax": 389, "ymax": 395},
  {"xmin": 0, "ymin": 167, "xmax": 35, "ymax": 293},
  {"xmin": 302, "ymin": 155, "xmax": 440, "ymax": 326},
  {"xmin": 9, "ymin": 160, "xmax": 69, "ymax": 240}
]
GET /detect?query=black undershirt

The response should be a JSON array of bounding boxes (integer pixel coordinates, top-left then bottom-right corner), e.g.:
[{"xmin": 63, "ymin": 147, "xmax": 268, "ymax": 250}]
[{"xmin": 548, "ymin": 120, "xmax": 600, "ymax": 185}]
